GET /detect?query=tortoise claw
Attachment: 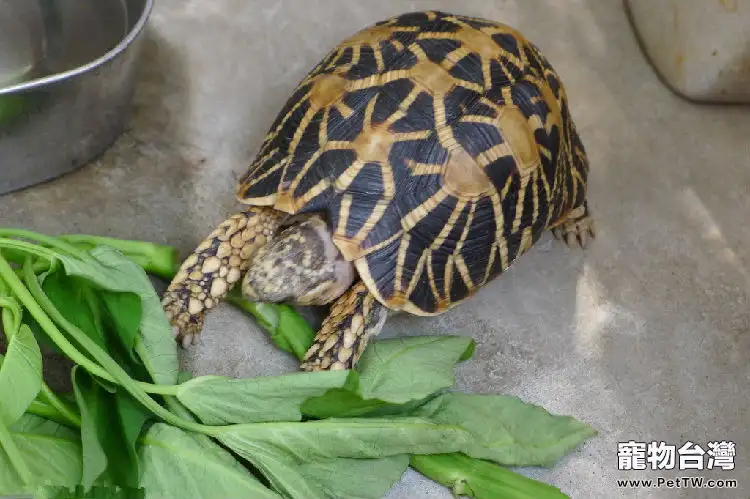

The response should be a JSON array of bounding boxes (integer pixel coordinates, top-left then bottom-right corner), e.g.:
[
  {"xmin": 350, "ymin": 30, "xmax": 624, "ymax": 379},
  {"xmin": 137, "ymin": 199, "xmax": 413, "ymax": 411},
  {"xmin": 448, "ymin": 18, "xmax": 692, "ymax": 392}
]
[
  {"xmin": 551, "ymin": 209, "xmax": 595, "ymax": 249},
  {"xmin": 162, "ymin": 291, "xmax": 206, "ymax": 348}
]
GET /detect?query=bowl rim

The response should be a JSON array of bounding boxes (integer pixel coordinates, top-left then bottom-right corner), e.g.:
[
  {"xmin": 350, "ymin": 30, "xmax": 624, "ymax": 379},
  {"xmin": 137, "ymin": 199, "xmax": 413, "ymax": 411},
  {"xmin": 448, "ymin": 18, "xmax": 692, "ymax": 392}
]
[{"xmin": 0, "ymin": 0, "xmax": 155, "ymax": 96}]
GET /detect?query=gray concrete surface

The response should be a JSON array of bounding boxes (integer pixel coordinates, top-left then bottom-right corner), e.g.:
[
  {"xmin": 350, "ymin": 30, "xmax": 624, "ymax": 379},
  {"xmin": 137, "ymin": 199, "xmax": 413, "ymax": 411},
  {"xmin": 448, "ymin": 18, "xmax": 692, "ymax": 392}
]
[{"xmin": 1, "ymin": 1, "xmax": 748, "ymax": 497}]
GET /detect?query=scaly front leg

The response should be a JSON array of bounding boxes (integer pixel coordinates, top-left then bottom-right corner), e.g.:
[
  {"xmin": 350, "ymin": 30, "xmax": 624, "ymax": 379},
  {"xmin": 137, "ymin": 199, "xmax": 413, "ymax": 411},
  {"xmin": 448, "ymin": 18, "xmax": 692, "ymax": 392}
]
[
  {"xmin": 301, "ymin": 281, "xmax": 388, "ymax": 371},
  {"xmin": 162, "ymin": 206, "xmax": 284, "ymax": 347}
]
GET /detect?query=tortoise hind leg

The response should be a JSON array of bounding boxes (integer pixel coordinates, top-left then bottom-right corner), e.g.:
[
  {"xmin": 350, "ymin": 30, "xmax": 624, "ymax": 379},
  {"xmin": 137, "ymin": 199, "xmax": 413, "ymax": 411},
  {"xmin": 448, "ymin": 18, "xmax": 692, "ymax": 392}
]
[
  {"xmin": 162, "ymin": 206, "xmax": 284, "ymax": 347},
  {"xmin": 550, "ymin": 200, "xmax": 596, "ymax": 248},
  {"xmin": 301, "ymin": 281, "xmax": 388, "ymax": 371}
]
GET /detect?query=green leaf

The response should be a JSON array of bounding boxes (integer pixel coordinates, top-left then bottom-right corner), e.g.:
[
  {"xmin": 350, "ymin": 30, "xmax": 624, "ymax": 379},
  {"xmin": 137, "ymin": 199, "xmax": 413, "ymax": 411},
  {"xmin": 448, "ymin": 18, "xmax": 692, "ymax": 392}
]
[
  {"xmin": 216, "ymin": 418, "xmax": 469, "ymax": 499},
  {"xmin": 41, "ymin": 271, "xmax": 107, "ymax": 351},
  {"xmin": 99, "ymin": 290, "xmax": 142, "ymax": 361},
  {"xmin": 37, "ymin": 269, "xmax": 148, "ymax": 379},
  {"xmin": 234, "ymin": 447, "xmax": 409, "ymax": 499},
  {"xmin": 176, "ymin": 370, "xmax": 352, "ymax": 424},
  {"xmin": 72, "ymin": 367, "xmax": 150, "ymax": 490},
  {"xmin": 410, "ymin": 453, "xmax": 570, "ymax": 499},
  {"xmin": 0, "ymin": 415, "xmax": 82, "ymax": 496},
  {"xmin": 115, "ymin": 393, "xmax": 151, "ymax": 485},
  {"xmin": 138, "ymin": 423, "xmax": 282, "ymax": 499},
  {"xmin": 297, "ymin": 455, "xmax": 409, "ymax": 499},
  {"xmin": 217, "ymin": 417, "xmax": 469, "ymax": 461},
  {"xmin": 10, "ymin": 414, "xmax": 78, "ymax": 440},
  {"xmin": 0, "ymin": 324, "xmax": 43, "ymax": 425},
  {"xmin": 300, "ymin": 385, "xmax": 388, "ymax": 419},
  {"xmin": 412, "ymin": 392, "xmax": 598, "ymax": 467},
  {"xmin": 57, "ymin": 246, "xmax": 178, "ymax": 385},
  {"xmin": 355, "ymin": 336, "xmax": 475, "ymax": 403},
  {"xmin": 301, "ymin": 336, "xmax": 474, "ymax": 419},
  {"xmin": 72, "ymin": 368, "xmax": 108, "ymax": 489}
]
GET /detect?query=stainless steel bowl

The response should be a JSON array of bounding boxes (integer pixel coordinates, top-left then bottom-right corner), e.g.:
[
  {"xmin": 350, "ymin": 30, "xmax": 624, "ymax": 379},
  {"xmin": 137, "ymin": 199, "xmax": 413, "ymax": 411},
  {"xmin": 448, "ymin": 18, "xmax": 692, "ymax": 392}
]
[{"xmin": 0, "ymin": 0, "xmax": 154, "ymax": 195}]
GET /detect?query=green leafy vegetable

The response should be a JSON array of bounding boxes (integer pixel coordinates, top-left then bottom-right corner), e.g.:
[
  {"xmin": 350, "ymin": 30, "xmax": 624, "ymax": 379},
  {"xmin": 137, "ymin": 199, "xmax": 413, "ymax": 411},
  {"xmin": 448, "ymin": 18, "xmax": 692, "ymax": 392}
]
[
  {"xmin": 300, "ymin": 375, "xmax": 388, "ymax": 418},
  {"xmin": 0, "ymin": 230, "xmax": 596, "ymax": 499},
  {"xmin": 302, "ymin": 336, "xmax": 474, "ymax": 419},
  {"xmin": 40, "ymin": 268, "xmax": 145, "ymax": 378},
  {"xmin": 0, "ymin": 324, "xmax": 42, "ymax": 425},
  {"xmin": 72, "ymin": 367, "xmax": 150, "ymax": 490},
  {"xmin": 176, "ymin": 370, "xmax": 351, "ymax": 424},
  {"xmin": 115, "ymin": 394, "xmax": 152, "ymax": 485},
  {"xmin": 410, "ymin": 453, "xmax": 569, "ymax": 499},
  {"xmin": 411, "ymin": 392, "xmax": 598, "ymax": 467},
  {"xmin": 216, "ymin": 417, "xmax": 470, "ymax": 461},
  {"xmin": 0, "ymin": 415, "xmax": 82, "ymax": 495},
  {"xmin": 56, "ymin": 246, "xmax": 178, "ymax": 386},
  {"xmin": 10, "ymin": 414, "xmax": 78, "ymax": 440},
  {"xmin": 355, "ymin": 336, "xmax": 475, "ymax": 403},
  {"xmin": 216, "ymin": 418, "xmax": 468, "ymax": 499},
  {"xmin": 138, "ymin": 423, "xmax": 282, "ymax": 499},
  {"xmin": 99, "ymin": 289, "xmax": 143, "ymax": 362},
  {"xmin": 41, "ymin": 271, "xmax": 107, "ymax": 352}
]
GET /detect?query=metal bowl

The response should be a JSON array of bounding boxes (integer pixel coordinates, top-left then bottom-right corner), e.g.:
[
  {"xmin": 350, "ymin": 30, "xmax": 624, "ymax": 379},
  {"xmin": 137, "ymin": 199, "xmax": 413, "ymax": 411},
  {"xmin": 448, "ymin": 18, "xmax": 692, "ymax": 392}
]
[{"xmin": 0, "ymin": 0, "xmax": 154, "ymax": 195}]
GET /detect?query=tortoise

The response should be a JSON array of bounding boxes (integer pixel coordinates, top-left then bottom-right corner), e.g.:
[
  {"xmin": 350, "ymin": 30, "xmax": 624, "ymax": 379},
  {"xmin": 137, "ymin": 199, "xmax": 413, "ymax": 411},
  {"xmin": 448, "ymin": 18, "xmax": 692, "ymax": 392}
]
[{"xmin": 161, "ymin": 10, "xmax": 595, "ymax": 371}]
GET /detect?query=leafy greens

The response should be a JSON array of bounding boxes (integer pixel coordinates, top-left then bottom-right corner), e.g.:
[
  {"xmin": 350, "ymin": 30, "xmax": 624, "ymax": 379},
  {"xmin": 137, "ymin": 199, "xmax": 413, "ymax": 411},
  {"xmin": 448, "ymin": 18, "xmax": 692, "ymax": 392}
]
[{"xmin": 0, "ymin": 229, "xmax": 596, "ymax": 498}]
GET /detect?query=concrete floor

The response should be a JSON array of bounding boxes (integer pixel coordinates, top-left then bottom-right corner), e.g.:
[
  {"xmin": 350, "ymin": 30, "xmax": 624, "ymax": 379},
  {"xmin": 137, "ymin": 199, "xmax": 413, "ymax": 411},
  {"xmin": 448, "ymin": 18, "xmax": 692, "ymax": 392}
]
[{"xmin": 1, "ymin": 1, "xmax": 748, "ymax": 497}]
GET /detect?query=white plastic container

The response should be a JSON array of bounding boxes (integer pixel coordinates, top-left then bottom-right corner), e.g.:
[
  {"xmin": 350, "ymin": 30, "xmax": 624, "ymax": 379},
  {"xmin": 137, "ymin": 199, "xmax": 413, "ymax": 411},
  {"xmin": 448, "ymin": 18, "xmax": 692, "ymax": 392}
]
[{"xmin": 625, "ymin": 0, "xmax": 750, "ymax": 103}]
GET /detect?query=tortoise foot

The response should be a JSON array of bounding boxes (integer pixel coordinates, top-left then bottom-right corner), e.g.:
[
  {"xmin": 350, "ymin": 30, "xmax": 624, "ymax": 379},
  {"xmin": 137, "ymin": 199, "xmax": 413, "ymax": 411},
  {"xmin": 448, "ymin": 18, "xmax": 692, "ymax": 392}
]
[
  {"xmin": 300, "ymin": 281, "xmax": 388, "ymax": 371},
  {"xmin": 551, "ymin": 203, "xmax": 596, "ymax": 249},
  {"xmin": 161, "ymin": 292, "xmax": 205, "ymax": 348}
]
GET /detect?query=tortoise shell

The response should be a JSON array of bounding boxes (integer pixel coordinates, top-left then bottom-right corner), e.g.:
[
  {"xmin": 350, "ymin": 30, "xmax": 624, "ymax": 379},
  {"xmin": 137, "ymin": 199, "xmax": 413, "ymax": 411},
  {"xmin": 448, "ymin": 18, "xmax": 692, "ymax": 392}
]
[{"xmin": 236, "ymin": 10, "xmax": 589, "ymax": 316}]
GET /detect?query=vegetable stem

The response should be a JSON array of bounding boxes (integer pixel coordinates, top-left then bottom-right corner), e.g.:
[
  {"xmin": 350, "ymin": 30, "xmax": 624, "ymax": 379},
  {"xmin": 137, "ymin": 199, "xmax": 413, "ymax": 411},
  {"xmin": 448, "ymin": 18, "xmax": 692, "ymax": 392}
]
[
  {"xmin": 0, "ymin": 297, "xmax": 21, "ymax": 338},
  {"xmin": 410, "ymin": 454, "xmax": 569, "ymax": 499},
  {"xmin": 0, "ymin": 417, "xmax": 33, "ymax": 485},
  {"xmin": 226, "ymin": 288, "xmax": 278, "ymax": 331},
  {"xmin": 0, "ymin": 229, "xmax": 88, "ymax": 260},
  {"xmin": 0, "ymin": 239, "xmax": 57, "ymax": 263},
  {"xmin": 37, "ymin": 384, "xmax": 82, "ymax": 428},
  {"xmin": 136, "ymin": 382, "xmax": 179, "ymax": 396},
  {"xmin": 26, "ymin": 399, "xmax": 81, "ymax": 429},
  {"xmin": 60, "ymin": 234, "xmax": 181, "ymax": 280}
]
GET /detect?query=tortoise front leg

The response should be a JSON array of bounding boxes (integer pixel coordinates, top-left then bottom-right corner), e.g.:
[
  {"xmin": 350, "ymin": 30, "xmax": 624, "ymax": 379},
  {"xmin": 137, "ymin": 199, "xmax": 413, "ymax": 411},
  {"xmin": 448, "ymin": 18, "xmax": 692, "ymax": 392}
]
[
  {"xmin": 301, "ymin": 281, "xmax": 388, "ymax": 371},
  {"xmin": 162, "ymin": 206, "xmax": 284, "ymax": 347}
]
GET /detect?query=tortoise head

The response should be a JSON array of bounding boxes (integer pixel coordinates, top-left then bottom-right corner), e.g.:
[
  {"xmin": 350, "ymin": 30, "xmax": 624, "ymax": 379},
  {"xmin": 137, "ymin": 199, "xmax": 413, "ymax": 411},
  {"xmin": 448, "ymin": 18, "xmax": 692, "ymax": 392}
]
[{"xmin": 241, "ymin": 215, "xmax": 356, "ymax": 306}]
